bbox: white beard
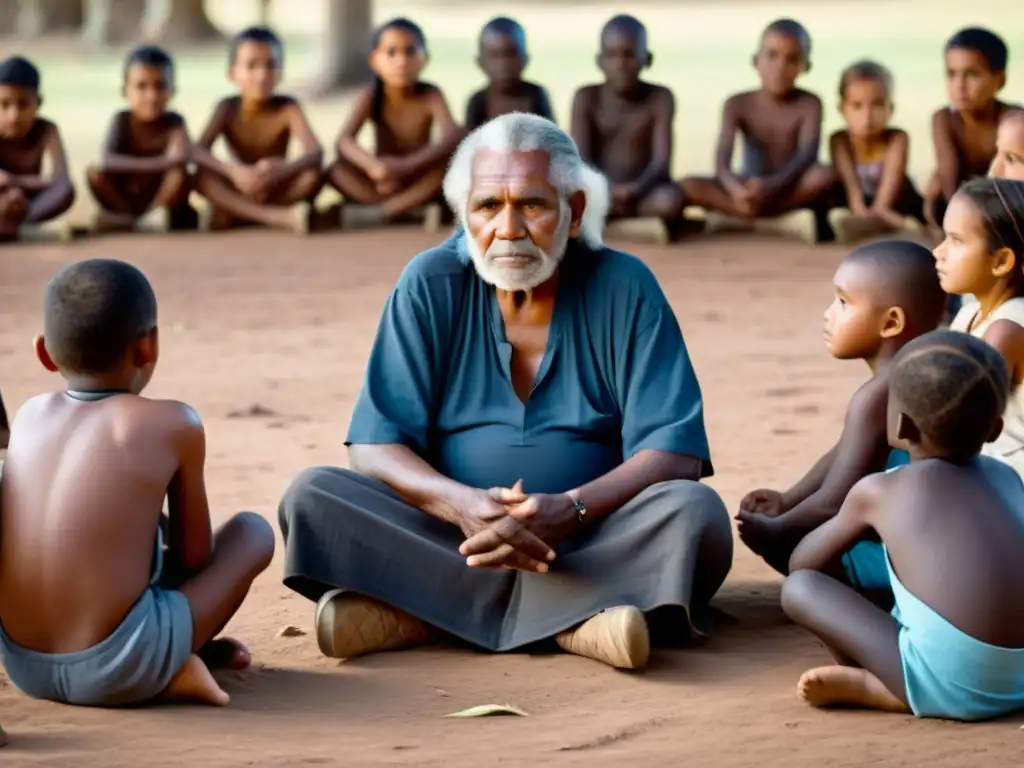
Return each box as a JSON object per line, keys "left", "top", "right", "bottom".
{"left": 465, "top": 202, "right": 572, "bottom": 291}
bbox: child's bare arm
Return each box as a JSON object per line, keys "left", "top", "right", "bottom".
{"left": 931, "top": 109, "right": 961, "bottom": 202}
{"left": 98, "top": 114, "right": 187, "bottom": 174}
{"left": 789, "top": 472, "right": 883, "bottom": 572}
{"left": 192, "top": 99, "right": 234, "bottom": 175}
{"left": 763, "top": 94, "right": 822, "bottom": 194}
{"left": 983, "top": 319, "right": 1024, "bottom": 388}
{"left": 264, "top": 101, "right": 323, "bottom": 184}
{"left": 569, "top": 88, "right": 595, "bottom": 165}
{"left": 872, "top": 130, "right": 910, "bottom": 213}
{"left": 714, "top": 96, "right": 744, "bottom": 195}
{"left": 629, "top": 88, "right": 675, "bottom": 199}
{"left": 336, "top": 87, "right": 382, "bottom": 175}
{"left": 774, "top": 380, "right": 889, "bottom": 537}
{"left": 399, "top": 88, "right": 462, "bottom": 176}
{"left": 783, "top": 444, "right": 840, "bottom": 508}
{"left": 165, "top": 405, "right": 214, "bottom": 576}
{"left": 6, "top": 123, "right": 73, "bottom": 192}
{"left": 829, "top": 131, "right": 866, "bottom": 212}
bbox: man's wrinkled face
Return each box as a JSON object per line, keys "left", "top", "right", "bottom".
{"left": 464, "top": 149, "right": 575, "bottom": 291}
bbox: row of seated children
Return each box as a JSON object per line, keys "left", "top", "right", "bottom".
{"left": 3, "top": 188, "right": 1024, "bottom": 723}
{"left": 2, "top": 17, "right": 1022, "bottom": 245}
{"left": 738, "top": 176, "right": 1024, "bottom": 720}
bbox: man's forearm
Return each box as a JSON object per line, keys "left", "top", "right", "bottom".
{"left": 347, "top": 443, "right": 471, "bottom": 525}
{"left": 569, "top": 449, "right": 702, "bottom": 522}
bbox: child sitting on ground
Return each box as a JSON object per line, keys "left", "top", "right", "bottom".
{"left": 327, "top": 17, "right": 461, "bottom": 230}
{"left": 465, "top": 16, "right": 554, "bottom": 132}
{"left": 193, "top": 26, "right": 323, "bottom": 233}
{"left": 990, "top": 109, "right": 1024, "bottom": 180}
{"left": 827, "top": 60, "right": 924, "bottom": 244}
{"left": 0, "top": 258, "right": 275, "bottom": 707}
{"left": 680, "top": 19, "right": 836, "bottom": 243}
{"left": 737, "top": 240, "right": 947, "bottom": 595}
{"left": 87, "top": 45, "right": 196, "bottom": 234}
{"left": 939, "top": 178, "right": 1024, "bottom": 479}
{"left": 783, "top": 330, "right": 1024, "bottom": 721}
{"left": 0, "top": 56, "right": 75, "bottom": 242}
{"left": 925, "top": 27, "right": 1015, "bottom": 232}
{"left": 570, "top": 14, "right": 684, "bottom": 243}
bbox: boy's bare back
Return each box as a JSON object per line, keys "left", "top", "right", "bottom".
{"left": 572, "top": 82, "right": 671, "bottom": 183}
{"left": 0, "top": 392, "right": 196, "bottom": 654}
{"left": 932, "top": 102, "right": 1015, "bottom": 183}
{"left": 728, "top": 88, "right": 821, "bottom": 175}
{"left": 854, "top": 457, "right": 1024, "bottom": 647}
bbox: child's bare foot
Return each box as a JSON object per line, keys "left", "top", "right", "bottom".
{"left": 166, "top": 654, "right": 230, "bottom": 706}
{"left": 797, "top": 666, "right": 909, "bottom": 713}
{"left": 199, "top": 637, "right": 252, "bottom": 671}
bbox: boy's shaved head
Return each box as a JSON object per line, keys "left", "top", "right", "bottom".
{"left": 762, "top": 18, "right": 811, "bottom": 57}
{"left": 844, "top": 240, "right": 947, "bottom": 334}
{"left": 891, "top": 330, "right": 1009, "bottom": 461}
{"left": 0, "top": 56, "right": 40, "bottom": 93}
{"left": 601, "top": 14, "right": 647, "bottom": 52}
{"left": 43, "top": 259, "right": 157, "bottom": 374}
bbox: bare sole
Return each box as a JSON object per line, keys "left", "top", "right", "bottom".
{"left": 797, "top": 666, "right": 910, "bottom": 713}
{"left": 165, "top": 654, "right": 230, "bottom": 707}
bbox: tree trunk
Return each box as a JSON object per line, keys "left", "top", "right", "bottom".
{"left": 80, "top": 0, "right": 145, "bottom": 46}
{"left": 0, "top": 0, "right": 18, "bottom": 34}
{"left": 144, "top": 0, "right": 221, "bottom": 43}
{"left": 308, "top": 0, "right": 373, "bottom": 99}
{"left": 16, "top": 0, "right": 86, "bottom": 36}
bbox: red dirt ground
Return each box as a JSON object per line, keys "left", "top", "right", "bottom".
{"left": 1, "top": 229, "right": 1021, "bottom": 767}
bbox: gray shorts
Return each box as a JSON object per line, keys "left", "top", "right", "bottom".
{"left": 0, "top": 585, "right": 193, "bottom": 707}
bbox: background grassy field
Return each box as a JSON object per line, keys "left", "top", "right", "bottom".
{"left": 2, "top": 0, "right": 1023, "bottom": 225}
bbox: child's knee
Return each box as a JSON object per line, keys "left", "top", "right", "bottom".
{"left": 293, "top": 168, "right": 323, "bottom": 200}
{"left": 86, "top": 166, "right": 107, "bottom": 189}
{"left": 780, "top": 569, "right": 821, "bottom": 622}
{"left": 227, "top": 511, "right": 276, "bottom": 568}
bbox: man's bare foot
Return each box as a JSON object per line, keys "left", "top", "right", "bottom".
{"left": 797, "top": 666, "right": 910, "bottom": 713}
{"left": 91, "top": 209, "right": 136, "bottom": 234}
{"left": 166, "top": 654, "right": 230, "bottom": 706}
{"left": 199, "top": 637, "right": 251, "bottom": 671}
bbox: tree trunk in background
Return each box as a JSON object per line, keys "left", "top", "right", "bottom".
{"left": 146, "top": 0, "right": 221, "bottom": 43}
{"left": 81, "top": 0, "right": 145, "bottom": 46}
{"left": 0, "top": 0, "right": 19, "bottom": 35}
{"left": 16, "top": 0, "right": 86, "bottom": 36}
{"left": 309, "top": 0, "right": 373, "bottom": 99}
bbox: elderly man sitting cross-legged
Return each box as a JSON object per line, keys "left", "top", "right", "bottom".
{"left": 277, "top": 113, "right": 733, "bottom": 671}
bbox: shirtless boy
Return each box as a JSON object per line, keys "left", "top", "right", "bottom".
{"left": 0, "top": 56, "right": 75, "bottom": 242}
{"left": 570, "top": 15, "right": 684, "bottom": 239}
{"left": 737, "top": 241, "right": 947, "bottom": 593}
{"left": 0, "top": 259, "right": 275, "bottom": 707}
{"left": 680, "top": 19, "right": 837, "bottom": 242}
{"left": 926, "top": 28, "right": 1015, "bottom": 230}
{"left": 783, "top": 331, "right": 1024, "bottom": 721}
{"left": 87, "top": 45, "right": 196, "bottom": 234}
{"left": 194, "top": 26, "right": 323, "bottom": 233}
{"left": 465, "top": 17, "right": 554, "bottom": 132}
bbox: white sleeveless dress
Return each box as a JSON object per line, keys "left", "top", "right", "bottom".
{"left": 951, "top": 298, "right": 1024, "bottom": 477}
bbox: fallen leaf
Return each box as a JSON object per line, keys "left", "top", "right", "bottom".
{"left": 444, "top": 703, "right": 527, "bottom": 718}
{"left": 277, "top": 625, "right": 306, "bottom": 637}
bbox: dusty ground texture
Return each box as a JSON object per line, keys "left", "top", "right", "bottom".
{"left": 2, "top": 228, "right": 1023, "bottom": 767}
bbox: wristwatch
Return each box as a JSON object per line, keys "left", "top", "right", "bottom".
{"left": 570, "top": 494, "right": 588, "bottom": 525}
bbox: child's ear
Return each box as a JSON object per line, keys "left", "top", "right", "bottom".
{"left": 895, "top": 412, "right": 920, "bottom": 444}
{"left": 880, "top": 306, "right": 906, "bottom": 338}
{"left": 988, "top": 415, "right": 1005, "bottom": 444}
{"left": 475, "top": 54, "right": 484, "bottom": 73}
{"left": 596, "top": 53, "right": 602, "bottom": 71}
{"left": 645, "top": 52, "right": 654, "bottom": 69}
{"left": 991, "top": 245, "right": 1016, "bottom": 278}
{"left": 804, "top": 59, "right": 812, "bottom": 74}
{"left": 995, "top": 71, "right": 1007, "bottom": 92}
{"left": 134, "top": 327, "right": 160, "bottom": 368}
{"left": 33, "top": 334, "right": 58, "bottom": 373}
{"left": 751, "top": 52, "right": 758, "bottom": 68}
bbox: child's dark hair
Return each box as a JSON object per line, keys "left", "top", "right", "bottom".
{"left": 124, "top": 45, "right": 174, "bottom": 83}
{"left": 480, "top": 16, "right": 528, "bottom": 57}
{"left": 946, "top": 27, "right": 1007, "bottom": 73}
{"left": 845, "top": 240, "right": 947, "bottom": 334}
{"left": 891, "top": 330, "right": 1009, "bottom": 462}
{"left": 762, "top": 18, "right": 811, "bottom": 58}
{"left": 839, "top": 59, "right": 893, "bottom": 101}
{"left": 955, "top": 178, "right": 1024, "bottom": 265}
{"left": 43, "top": 259, "right": 157, "bottom": 374}
{"left": 601, "top": 14, "right": 648, "bottom": 50}
{"left": 0, "top": 56, "right": 40, "bottom": 94}
{"left": 229, "top": 25, "right": 283, "bottom": 67}
{"left": 370, "top": 17, "right": 427, "bottom": 124}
